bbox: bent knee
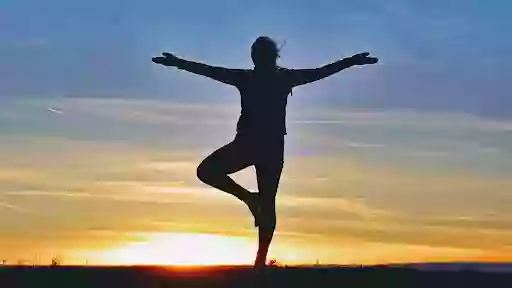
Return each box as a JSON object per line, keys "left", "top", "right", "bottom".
{"left": 196, "top": 160, "right": 218, "bottom": 183}
{"left": 196, "top": 162, "right": 209, "bottom": 183}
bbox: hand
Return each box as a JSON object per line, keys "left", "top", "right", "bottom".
{"left": 348, "top": 52, "right": 378, "bottom": 65}
{"left": 152, "top": 52, "right": 180, "bottom": 66}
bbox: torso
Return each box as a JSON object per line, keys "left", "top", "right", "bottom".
{"left": 235, "top": 68, "right": 292, "bottom": 139}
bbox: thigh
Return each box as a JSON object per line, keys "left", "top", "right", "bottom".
{"left": 254, "top": 140, "right": 285, "bottom": 201}
{"left": 200, "top": 137, "right": 253, "bottom": 175}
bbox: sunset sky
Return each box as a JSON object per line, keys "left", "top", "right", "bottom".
{"left": 1, "top": 0, "right": 511, "bottom": 265}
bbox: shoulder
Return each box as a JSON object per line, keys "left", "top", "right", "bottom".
{"left": 229, "top": 69, "right": 251, "bottom": 87}
{"left": 230, "top": 69, "right": 251, "bottom": 78}
{"left": 277, "top": 67, "right": 297, "bottom": 83}
{"left": 277, "top": 66, "right": 297, "bottom": 77}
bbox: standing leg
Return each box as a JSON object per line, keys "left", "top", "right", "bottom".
{"left": 253, "top": 141, "right": 284, "bottom": 268}
{"left": 196, "top": 137, "right": 260, "bottom": 223}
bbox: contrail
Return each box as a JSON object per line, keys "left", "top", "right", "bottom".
{"left": 47, "top": 107, "right": 64, "bottom": 114}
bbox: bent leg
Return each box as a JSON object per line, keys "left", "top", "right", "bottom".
{"left": 253, "top": 147, "right": 284, "bottom": 268}
{"left": 196, "top": 138, "right": 256, "bottom": 213}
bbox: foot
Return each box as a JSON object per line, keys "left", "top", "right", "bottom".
{"left": 254, "top": 253, "right": 267, "bottom": 269}
{"left": 254, "top": 260, "right": 266, "bottom": 269}
{"left": 246, "top": 193, "right": 261, "bottom": 227}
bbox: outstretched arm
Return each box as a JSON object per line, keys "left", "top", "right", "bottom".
{"left": 288, "top": 52, "right": 378, "bottom": 87}
{"left": 152, "top": 53, "right": 243, "bottom": 86}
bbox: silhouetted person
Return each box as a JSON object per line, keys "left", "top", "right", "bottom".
{"left": 152, "top": 36, "right": 378, "bottom": 268}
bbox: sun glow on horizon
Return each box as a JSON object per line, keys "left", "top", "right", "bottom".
{"left": 82, "top": 232, "right": 262, "bottom": 266}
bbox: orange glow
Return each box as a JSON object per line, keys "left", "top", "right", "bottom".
{"left": 69, "top": 232, "right": 506, "bottom": 266}
{"left": 84, "top": 232, "right": 258, "bottom": 266}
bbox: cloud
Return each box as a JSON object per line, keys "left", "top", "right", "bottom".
{"left": 345, "top": 142, "right": 385, "bottom": 149}
{"left": 0, "top": 98, "right": 511, "bottom": 264}
{"left": 279, "top": 195, "right": 394, "bottom": 219}
{"left": 279, "top": 214, "right": 512, "bottom": 251}
{"left": 0, "top": 168, "right": 48, "bottom": 183}
{"left": 137, "top": 161, "right": 197, "bottom": 172}
{"left": 288, "top": 107, "right": 512, "bottom": 132}
{"left": 4, "top": 191, "right": 93, "bottom": 198}
{"left": 3, "top": 184, "right": 222, "bottom": 205}
{"left": 43, "top": 97, "right": 508, "bottom": 133}
{"left": 419, "top": 215, "right": 512, "bottom": 232}
{"left": 0, "top": 201, "right": 24, "bottom": 212}
{"left": 406, "top": 150, "right": 449, "bottom": 158}
{"left": 44, "top": 98, "right": 239, "bottom": 126}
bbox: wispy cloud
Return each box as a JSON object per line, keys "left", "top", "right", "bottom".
{"left": 42, "top": 98, "right": 239, "bottom": 126}
{"left": 137, "top": 161, "right": 197, "bottom": 172}
{"left": 280, "top": 196, "right": 394, "bottom": 218}
{"left": 345, "top": 141, "right": 385, "bottom": 149}
{"left": 419, "top": 215, "right": 512, "bottom": 232}
{"left": 0, "top": 201, "right": 23, "bottom": 211}
{"left": 3, "top": 186, "right": 220, "bottom": 205}
{"left": 38, "top": 98, "right": 512, "bottom": 133}
{"left": 4, "top": 191, "right": 93, "bottom": 198}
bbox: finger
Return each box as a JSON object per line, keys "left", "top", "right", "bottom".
{"left": 162, "top": 52, "right": 172, "bottom": 57}
{"left": 152, "top": 57, "right": 164, "bottom": 63}
{"left": 361, "top": 52, "right": 370, "bottom": 57}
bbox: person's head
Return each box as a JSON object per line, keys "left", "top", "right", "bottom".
{"left": 251, "top": 36, "right": 279, "bottom": 68}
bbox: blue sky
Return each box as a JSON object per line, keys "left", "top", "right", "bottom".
{"left": 0, "top": 0, "right": 511, "bottom": 265}
{"left": 1, "top": 0, "right": 511, "bottom": 116}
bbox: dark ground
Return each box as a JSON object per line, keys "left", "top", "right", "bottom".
{"left": 1, "top": 265, "right": 511, "bottom": 288}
